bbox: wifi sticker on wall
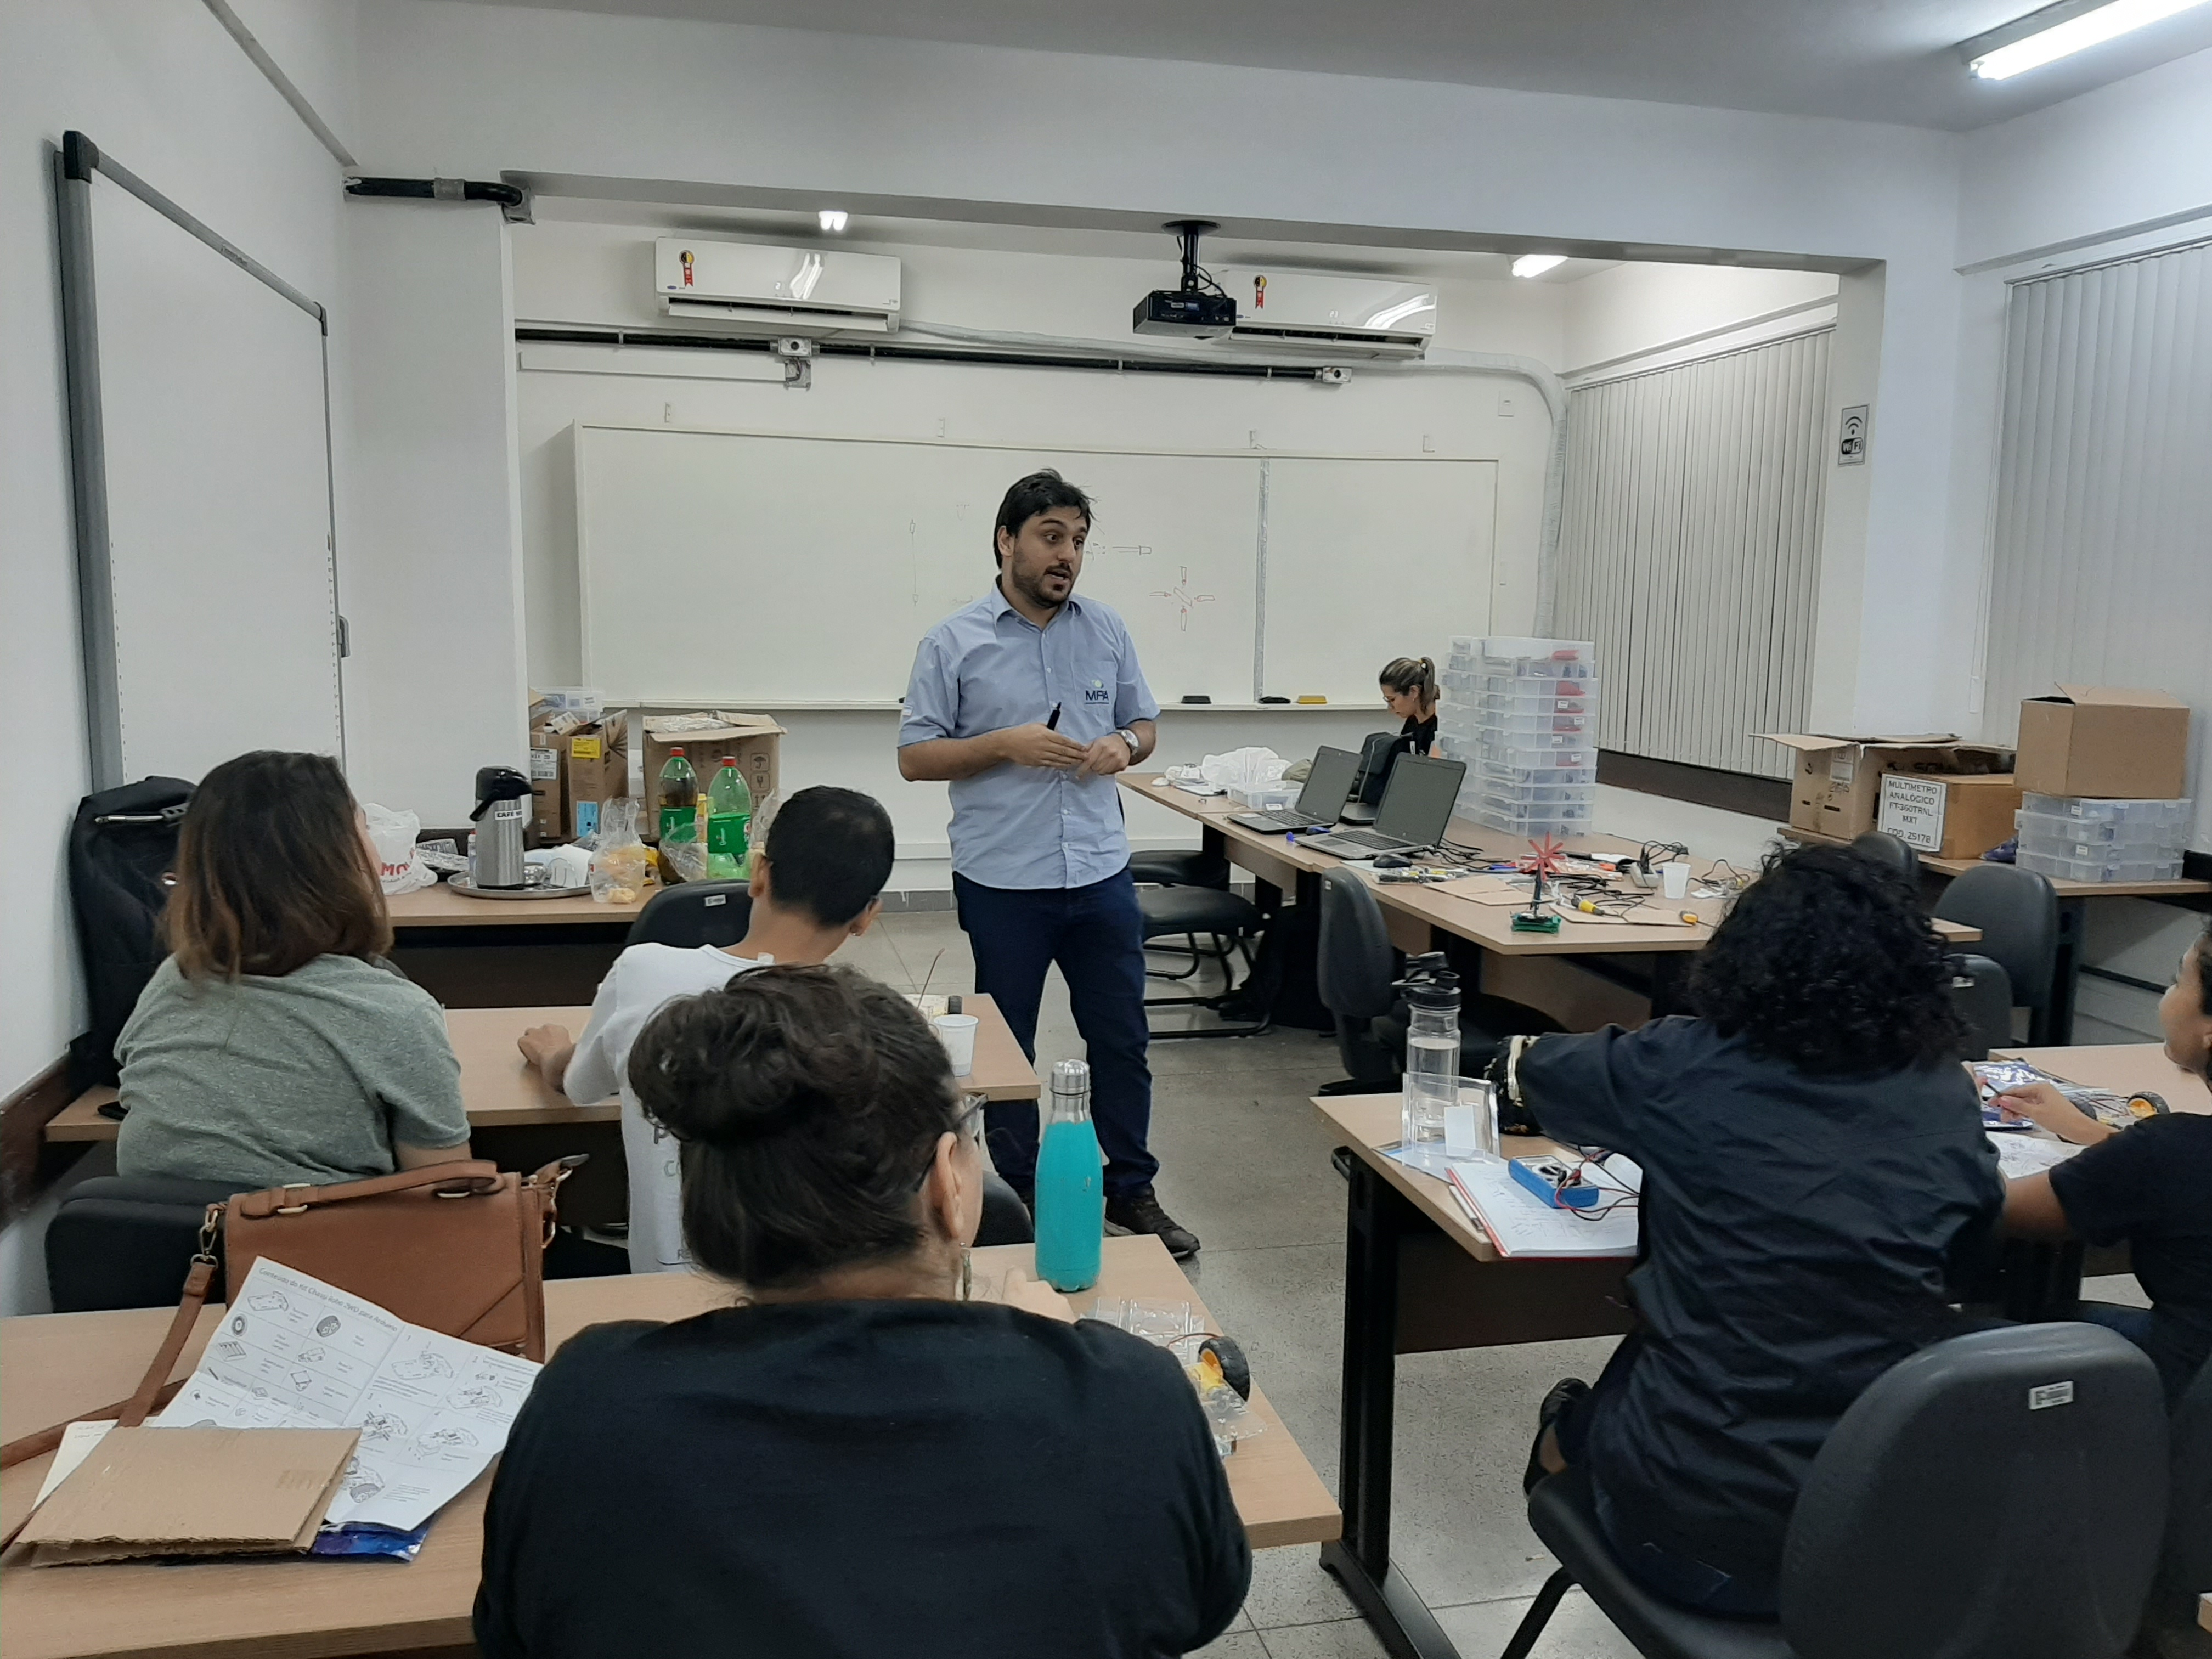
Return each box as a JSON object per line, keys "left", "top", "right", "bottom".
{"left": 1837, "top": 404, "right": 1869, "bottom": 466}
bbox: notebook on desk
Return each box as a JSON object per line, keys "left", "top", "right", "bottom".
{"left": 1297, "top": 755, "right": 1466, "bottom": 859}
{"left": 1228, "top": 746, "right": 1361, "bottom": 834}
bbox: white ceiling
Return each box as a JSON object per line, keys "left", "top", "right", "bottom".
{"left": 452, "top": 0, "right": 2212, "bottom": 131}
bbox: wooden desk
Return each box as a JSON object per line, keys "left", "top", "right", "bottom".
{"left": 1125, "top": 776, "right": 1979, "bottom": 1027}
{"left": 0, "top": 1235, "right": 1338, "bottom": 1659}
{"left": 383, "top": 882, "right": 647, "bottom": 1009}
{"left": 1313, "top": 1093, "right": 1634, "bottom": 1657}
{"left": 1994, "top": 1043, "right": 2209, "bottom": 1112}
{"left": 48, "top": 996, "right": 1041, "bottom": 1144}
{"left": 1781, "top": 824, "right": 2211, "bottom": 1045}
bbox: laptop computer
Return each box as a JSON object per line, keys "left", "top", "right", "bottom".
{"left": 1228, "top": 745, "right": 1362, "bottom": 834}
{"left": 1298, "top": 753, "right": 1466, "bottom": 859}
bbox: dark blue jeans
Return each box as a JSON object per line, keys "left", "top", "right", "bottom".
{"left": 952, "top": 867, "right": 1157, "bottom": 1198}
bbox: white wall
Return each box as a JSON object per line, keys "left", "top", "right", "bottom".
{"left": 344, "top": 199, "right": 530, "bottom": 824}
{"left": 353, "top": 1, "right": 1972, "bottom": 751}
{"left": 1561, "top": 263, "right": 1840, "bottom": 379}
{"left": 1, "top": 0, "right": 358, "bottom": 1313}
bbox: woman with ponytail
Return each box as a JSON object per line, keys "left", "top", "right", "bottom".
{"left": 1379, "top": 656, "right": 1439, "bottom": 754}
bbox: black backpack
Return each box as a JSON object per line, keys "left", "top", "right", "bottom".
{"left": 67, "top": 777, "right": 193, "bottom": 1091}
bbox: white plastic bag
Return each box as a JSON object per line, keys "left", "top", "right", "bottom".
{"left": 363, "top": 804, "right": 436, "bottom": 895}
{"left": 588, "top": 799, "right": 653, "bottom": 904}
{"left": 1195, "top": 747, "right": 1287, "bottom": 792}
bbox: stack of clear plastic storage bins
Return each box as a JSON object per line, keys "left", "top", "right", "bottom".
{"left": 2013, "top": 793, "right": 2191, "bottom": 883}
{"left": 1437, "top": 637, "right": 1598, "bottom": 840}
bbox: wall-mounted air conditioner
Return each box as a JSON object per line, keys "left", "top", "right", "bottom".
{"left": 653, "top": 238, "right": 901, "bottom": 335}
{"left": 1213, "top": 268, "right": 1437, "bottom": 358}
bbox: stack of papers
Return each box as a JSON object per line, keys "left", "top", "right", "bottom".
{"left": 1985, "top": 1131, "right": 2084, "bottom": 1178}
{"left": 143, "top": 1258, "right": 540, "bottom": 1533}
{"left": 1443, "top": 1156, "right": 1640, "bottom": 1258}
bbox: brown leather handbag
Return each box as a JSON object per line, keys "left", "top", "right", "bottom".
{"left": 0, "top": 1157, "right": 581, "bottom": 1474}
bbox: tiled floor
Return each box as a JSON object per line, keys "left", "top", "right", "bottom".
{"left": 865, "top": 907, "right": 1643, "bottom": 1659}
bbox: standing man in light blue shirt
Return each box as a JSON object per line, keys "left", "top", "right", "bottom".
{"left": 899, "top": 471, "right": 1197, "bottom": 1259}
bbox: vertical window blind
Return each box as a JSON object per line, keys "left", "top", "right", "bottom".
{"left": 1554, "top": 329, "right": 1830, "bottom": 780}
{"left": 1983, "top": 237, "right": 2212, "bottom": 851}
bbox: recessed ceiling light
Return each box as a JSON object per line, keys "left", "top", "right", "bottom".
{"left": 818, "top": 210, "right": 849, "bottom": 233}
{"left": 1962, "top": 0, "right": 2212, "bottom": 80}
{"left": 1511, "top": 255, "right": 1567, "bottom": 279}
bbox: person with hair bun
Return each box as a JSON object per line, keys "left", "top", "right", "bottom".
{"left": 476, "top": 964, "right": 1251, "bottom": 1659}
{"left": 1379, "top": 656, "right": 1438, "bottom": 755}
{"left": 1500, "top": 843, "right": 2002, "bottom": 1616}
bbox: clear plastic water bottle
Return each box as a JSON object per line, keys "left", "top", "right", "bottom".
{"left": 704, "top": 757, "right": 753, "bottom": 879}
{"left": 1397, "top": 953, "right": 1461, "bottom": 1161}
{"left": 1033, "top": 1059, "right": 1104, "bottom": 1293}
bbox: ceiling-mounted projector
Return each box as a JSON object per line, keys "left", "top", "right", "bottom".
{"left": 1133, "top": 219, "right": 1237, "bottom": 338}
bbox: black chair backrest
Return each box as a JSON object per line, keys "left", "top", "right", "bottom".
{"left": 1316, "top": 868, "right": 1396, "bottom": 1020}
{"left": 1933, "top": 863, "right": 2059, "bottom": 1015}
{"left": 624, "top": 882, "right": 754, "bottom": 949}
{"left": 2148, "top": 1357, "right": 2212, "bottom": 1656}
{"left": 48, "top": 1175, "right": 238, "bottom": 1312}
{"left": 1946, "top": 951, "right": 2015, "bottom": 1060}
{"left": 1781, "top": 1322, "right": 2169, "bottom": 1659}
{"left": 1350, "top": 731, "right": 1402, "bottom": 808}
{"left": 1851, "top": 829, "right": 1921, "bottom": 882}
{"left": 66, "top": 776, "right": 194, "bottom": 1090}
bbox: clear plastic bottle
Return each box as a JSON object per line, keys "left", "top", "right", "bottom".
{"left": 657, "top": 748, "right": 698, "bottom": 846}
{"left": 704, "top": 757, "right": 754, "bottom": 879}
{"left": 1397, "top": 953, "right": 1461, "bottom": 1158}
{"left": 1033, "top": 1058, "right": 1104, "bottom": 1293}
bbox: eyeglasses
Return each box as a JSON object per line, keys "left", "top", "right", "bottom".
{"left": 915, "top": 1094, "right": 988, "bottom": 1192}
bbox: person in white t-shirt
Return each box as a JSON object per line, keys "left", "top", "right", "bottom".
{"left": 518, "top": 786, "right": 896, "bottom": 1272}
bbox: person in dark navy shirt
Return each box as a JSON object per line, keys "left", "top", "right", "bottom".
{"left": 476, "top": 966, "right": 1249, "bottom": 1659}
{"left": 1999, "top": 912, "right": 2212, "bottom": 1405}
{"left": 1499, "top": 844, "right": 2002, "bottom": 1617}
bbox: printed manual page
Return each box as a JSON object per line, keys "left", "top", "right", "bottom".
{"left": 155, "top": 1257, "right": 539, "bottom": 1532}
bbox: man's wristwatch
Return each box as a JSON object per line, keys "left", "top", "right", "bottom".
{"left": 1115, "top": 727, "right": 1142, "bottom": 759}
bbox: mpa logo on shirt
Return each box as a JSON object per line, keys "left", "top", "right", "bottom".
{"left": 1085, "top": 678, "right": 1110, "bottom": 704}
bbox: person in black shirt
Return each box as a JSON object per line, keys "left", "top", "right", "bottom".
{"left": 1502, "top": 844, "right": 2002, "bottom": 1616}
{"left": 475, "top": 964, "right": 1250, "bottom": 1659}
{"left": 1379, "top": 656, "right": 1438, "bottom": 755}
{"left": 1997, "top": 912, "right": 2212, "bottom": 1405}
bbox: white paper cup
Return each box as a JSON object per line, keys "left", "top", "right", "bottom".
{"left": 1660, "top": 861, "right": 1691, "bottom": 900}
{"left": 933, "top": 1013, "right": 979, "bottom": 1077}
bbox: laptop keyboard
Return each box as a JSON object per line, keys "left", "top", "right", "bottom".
{"left": 1320, "top": 828, "right": 1406, "bottom": 852}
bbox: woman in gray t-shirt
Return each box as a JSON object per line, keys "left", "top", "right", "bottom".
{"left": 115, "top": 751, "right": 471, "bottom": 1190}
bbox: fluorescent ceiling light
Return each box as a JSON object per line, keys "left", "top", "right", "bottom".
{"left": 1511, "top": 255, "right": 1566, "bottom": 279}
{"left": 818, "top": 209, "right": 849, "bottom": 232}
{"left": 1965, "top": 0, "right": 2212, "bottom": 78}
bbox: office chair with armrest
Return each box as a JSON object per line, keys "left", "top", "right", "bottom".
{"left": 1933, "top": 863, "right": 2060, "bottom": 1045}
{"left": 1503, "top": 1322, "right": 2169, "bottom": 1659}
{"left": 1850, "top": 830, "right": 1921, "bottom": 882}
{"left": 1128, "top": 847, "right": 1232, "bottom": 889}
{"left": 2143, "top": 1357, "right": 2212, "bottom": 1659}
{"left": 47, "top": 1176, "right": 238, "bottom": 1312}
{"left": 1140, "top": 884, "right": 1266, "bottom": 1039}
{"left": 1945, "top": 952, "right": 2015, "bottom": 1060}
{"left": 624, "top": 881, "right": 754, "bottom": 950}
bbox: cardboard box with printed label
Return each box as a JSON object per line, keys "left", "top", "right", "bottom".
{"left": 1758, "top": 733, "right": 2015, "bottom": 843}
{"left": 2016, "top": 686, "right": 2190, "bottom": 800}
{"left": 527, "top": 721, "right": 567, "bottom": 844}
{"left": 1876, "top": 771, "right": 2024, "bottom": 860}
{"left": 564, "top": 710, "right": 630, "bottom": 840}
{"left": 641, "top": 713, "right": 787, "bottom": 840}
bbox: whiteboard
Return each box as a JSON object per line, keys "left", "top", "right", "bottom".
{"left": 575, "top": 424, "right": 1493, "bottom": 706}
{"left": 61, "top": 139, "right": 342, "bottom": 788}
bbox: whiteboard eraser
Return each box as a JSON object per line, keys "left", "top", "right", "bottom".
{"left": 1296, "top": 695, "right": 1328, "bottom": 704}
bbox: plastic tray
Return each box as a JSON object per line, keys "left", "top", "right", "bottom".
{"left": 2019, "top": 793, "right": 2191, "bottom": 828}
{"left": 1472, "top": 781, "right": 1601, "bottom": 808}
{"left": 1472, "top": 802, "right": 1595, "bottom": 836}
{"left": 2015, "top": 809, "right": 2187, "bottom": 849}
{"left": 2015, "top": 847, "right": 2185, "bottom": 884}
{"left": 1477, "top": 732, "right": 1598, "bottom": 761}
{"left": 1477, "top": 759, "right": 1596, "bottom": 786}
{"left": 1475, "top": 691, "right": 1600, "bottom": 718}
{"left": 1470, "top": 710, "right": 1595, "bottom": 738}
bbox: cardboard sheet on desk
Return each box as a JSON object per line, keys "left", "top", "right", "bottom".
{"left": 1433, "top": 874, "right": 1532, "bottom": 906}
{"left": 21, "top": 1426, "right": 357, "bottom": 1563}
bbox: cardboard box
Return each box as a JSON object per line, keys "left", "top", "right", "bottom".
{"left": 527, "top": 721, "right": 567, "bottom": 845}
{"left": 2016, "top": 685, "right": 2190, "bottom": 800}
{"left": 1877, "top": 771, "right": 2024, "bottom": 859}
{"left": 640, "top": 713, "right": 787, "bottom": 839}
{"left": 1759, "top": 732, "right": 2015, "bottom": 842}
{"left": 564, "top": 710, "right": 631, "bottom": 840}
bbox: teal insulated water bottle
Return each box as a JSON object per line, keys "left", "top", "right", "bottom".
{"left": 1032, "top": 1058, "right": 1104, "bottom": 1293}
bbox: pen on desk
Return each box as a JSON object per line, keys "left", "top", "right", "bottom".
{"left": 1046, "top": 703, "right": 1063, "bottom": 731}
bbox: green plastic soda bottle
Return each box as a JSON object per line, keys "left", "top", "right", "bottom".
{"left": 705, "top": 757, "right": 754, "bottom": 879}
{"left": 657, "top": 748, "right": 699, "bottom": 847}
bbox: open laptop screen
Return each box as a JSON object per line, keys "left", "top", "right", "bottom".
{"left": 1296, "top": 747, "right": 1361, "bottom": 820}
{"left": 1372, "top": 753, "right": 1466, "bottom": 846}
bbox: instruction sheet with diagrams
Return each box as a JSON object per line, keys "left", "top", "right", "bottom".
{"left": 151, "top": 1257, "right": 540, "bottom": 1531}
